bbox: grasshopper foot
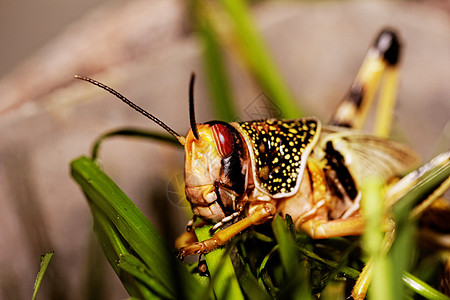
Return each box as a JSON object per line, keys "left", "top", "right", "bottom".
{"left": 177, "top": 238, "right": 219, "bottom": 259}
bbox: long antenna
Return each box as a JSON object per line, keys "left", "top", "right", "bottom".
{"left": 75, "top": 75, "right": 186, "bottom": 145}
{"left": 189, "top": 73, "right": 200, "bottom": 140}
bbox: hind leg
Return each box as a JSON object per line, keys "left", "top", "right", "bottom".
{"left": 329, "top": 29, "right": 401, "bottom": 138}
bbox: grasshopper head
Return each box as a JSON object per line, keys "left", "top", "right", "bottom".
{"left": 74, "top": 74, "right": 250, "bottom": 223}
{"left": 184, "top": 121, "right": 249, "bottom": 223}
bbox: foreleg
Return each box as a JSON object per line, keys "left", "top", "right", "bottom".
{"left": 178, "top": 202, "right": 276, "bottom": 258}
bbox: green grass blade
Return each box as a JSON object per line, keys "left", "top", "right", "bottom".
{"left": 402, "top": 272, "right": 450, "bottom": 300}
{"left": 90, "top": 128, "right": 181, "bottom": 160}
{"left": 295, "top": 245, "right": 360, "bottom": 281}
{"left": 195, "top": 225, "right": 245, "bottom": 300}
{"left": 272, "top": 216, "right": 298, "bottom": 279}
{"left": 71, "top": 156, "right": 202, "bottom": 299}
{"left": 235, "top": 263, "right": 271, "bottom": 300}
{"left": 32, "top": 251, "right": 54, "bottom": 300}
{"left": 361, "top": 177, "right": 394, "bottom": 300}
{"left": 118, "top": 254, "right": 175, "bottom": 299}
{"left": 90, "top": 204, "right": 156, "bottom": 298}
{"left": 389, "top": 151, "right": 450, "bottom": 298}
{"left": 195, "top": 10, "right": 237, "bottom": 122}
{"left": 272, "top": 215, "right": 310, "bottom": 299}
{"left": 219, "top": 0, "right": 303, "bottom": 118}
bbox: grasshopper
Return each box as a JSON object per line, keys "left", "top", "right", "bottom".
{"left": 75, "top": 28, "right": 448, "bottom": 299}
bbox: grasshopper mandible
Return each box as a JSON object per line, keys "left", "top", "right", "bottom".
{"left": 76, "top": 28, "right": 423, "bottom": 299}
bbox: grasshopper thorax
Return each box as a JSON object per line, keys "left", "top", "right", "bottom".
{"left": 184, "top": 121, "right": 250, "bottom": 223}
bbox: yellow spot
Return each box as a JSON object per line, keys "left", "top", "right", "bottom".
{"left": 285, "top": 154, "right": 290, "bottom": 159}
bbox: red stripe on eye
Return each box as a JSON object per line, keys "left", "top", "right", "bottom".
{"left": 211, "top": 124, "right": 234, "bottom": 157}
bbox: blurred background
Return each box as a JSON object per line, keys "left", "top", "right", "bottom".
{"left": 0, "top": 0, "right": 449, "bottom": 299}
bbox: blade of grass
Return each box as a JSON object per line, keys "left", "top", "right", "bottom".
{"left": 234, "top": 261, "right": 271, "bottom": 300}
{"left": 90, "top": 204, "right": 156, "bottom": 298}
{"left": 272, "top": 216, "right": 299, "bottom": 279}
{"left": 389, "top": 151, "right": 450, "bottom": 299}
{"left": 32, "top": 251, "right": 54, "bottom": 300}
{"left": 295, "top": 245, "right": 360, "bottom": 281}
{"left": 90, "top": 128, "right": 181, "bottom": 160}
{"left": 296, "top": 235, "right": 447, "bottom": 300}
{"left": 272, "top": 215, "right": 310, "bottom": 299}
{"left": 194, "top": 6, "right": 237, "bottom": 122}
{"left": 226, "top": 232, "right": 272, "bottom": 300}
{"left": 195, "top": 225, "right": 245, "bottom": 300}
{"left": 71, "top": 156, "right": 202, "bottom": 299}
{"left": 402, "top": 272, "right": 450, "bottom": 300}
{"left": 118, "top": 254, "right": 175, "bottom": 299}
{"left": 217, "top": 0, "right": 303, "bottom": 118}
{"left": 295, "top": 237, "right": 447, "bottom": 300}
{"left": 360, "top": 177, "right": 394, "bottom": 300}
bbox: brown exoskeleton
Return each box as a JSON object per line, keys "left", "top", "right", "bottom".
{"left": 75, "top": 28, "right": 447, "bottom": 299}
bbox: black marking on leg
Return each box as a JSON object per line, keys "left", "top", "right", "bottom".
{"left": 348, "top": 84, "right": 365, "bottom": 109}
{"left": 375, "top": 28, "right": 401, "bottom": 66}
{"left": 329, "top": 84, "right": 364, "bottom": 127}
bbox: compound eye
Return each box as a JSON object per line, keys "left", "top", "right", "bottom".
{"left": 211, "top": 124, "right": 234, "bottom": 157}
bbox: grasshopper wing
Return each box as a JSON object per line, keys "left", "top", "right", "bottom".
{"left": 316, "top": 127, "right": 420, "bottom": 183}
